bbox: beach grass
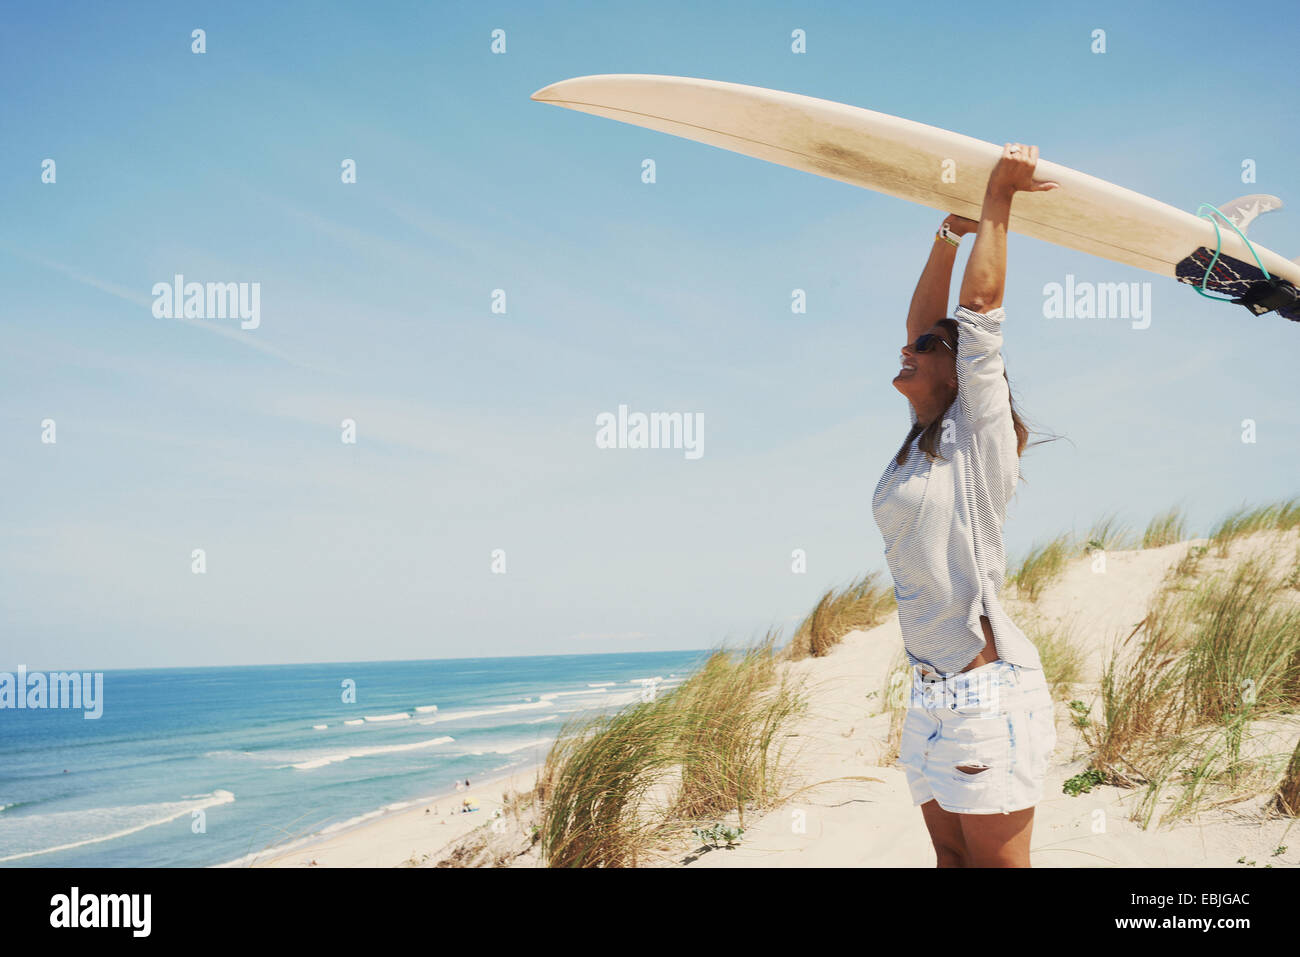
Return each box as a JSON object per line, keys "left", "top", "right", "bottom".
{"left": 535, "top": 694, "right": 687, "bottom": 867}
{"left": 667, "top": 632, "right": 807, "bottom": 827}
{"left": 1085, "top": 532, "right": 1300, "bottom": 827}
{"left": 1142, "top": 505, "right": 1189, "bottom": 549}
{"left": 866, "top": 648, "right": 913, "bottom": 767}
{"left": 1286, "top": 541, "right": 1300, "bottom": 591}
{"left": 1208, "top": 496, "right": 1300, "bottom": 558}
{"left": 535, "top": 632, "right": 808, "bottom": 867}
{"left": 1029, "top": 618, "right": 1086, "bottom": 701}
{"left": 1170, "top": 542, "right": 1210, "bottom": 581}
{"left": 1083, "top": 511, "right": 1139, "bottom": 554}
{"left": 1007, "top": 532, "right": 1073, "bottom": 601}
{"left": 783, "top": 572, "right": 895, "bottom": 660}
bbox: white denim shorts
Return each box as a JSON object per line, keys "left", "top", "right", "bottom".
{"left": 899, "top": 658, "right": 1056, "bottom": 815}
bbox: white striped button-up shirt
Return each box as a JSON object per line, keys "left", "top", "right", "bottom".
{"left": 871, "top": 305, "right": 1044, "bottom": 674}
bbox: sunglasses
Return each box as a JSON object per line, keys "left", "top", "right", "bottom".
{"left": 908, "top": 333, "right": 955, "bottom": 354}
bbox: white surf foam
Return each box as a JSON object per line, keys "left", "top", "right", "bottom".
{"left": 0, "top": 790, "right": 235, "bottom": 864}
{"left": 416, "top": 700, "right": 550, "bottom": 724}
{"left": 289, "top": 736, "right": 455, "bottom": 770}
{"left": 538, "top": 688, "right": 617, "bottom": 700}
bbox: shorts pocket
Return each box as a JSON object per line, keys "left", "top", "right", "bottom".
{"left": 943, "top": 711, "right": 1011, "bottom": 787}
{"left": 899, "top": 705, "right": 938, "bottom": 767}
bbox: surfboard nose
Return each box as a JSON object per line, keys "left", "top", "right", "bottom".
{"left": 530, "top": 82, "right": 565, "bottom": 102}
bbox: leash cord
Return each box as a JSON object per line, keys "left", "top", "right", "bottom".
{"left": 1192, "top": 203, "right": 1272, "bottom": 301}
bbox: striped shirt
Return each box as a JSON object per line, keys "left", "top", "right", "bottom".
{"left": 871, "top": 305, "right": 1043, "bottom": 674}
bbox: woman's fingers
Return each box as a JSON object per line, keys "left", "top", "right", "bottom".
{"left": 1024, "top": 146, "right": 1059, "bottom": 191}
{"left": 989, "top": 143, "right": 1058, "bottom": 195}
{"left": 1007, "top": 144, "right": 1058, "bottom": 191}
{"left": 943, "top": 212, "right": 979, "bottom": 236}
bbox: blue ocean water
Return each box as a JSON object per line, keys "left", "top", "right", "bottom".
{"left": 0, "top": 650, "right": 709, "bottom": 867}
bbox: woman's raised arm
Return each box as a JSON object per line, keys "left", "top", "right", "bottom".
{"left": 959, "top": 143, "right": 1058, "bottom": 313}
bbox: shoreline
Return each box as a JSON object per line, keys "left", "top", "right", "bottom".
{"left": 235, "top": 758, "right": 545, "bottom": 868}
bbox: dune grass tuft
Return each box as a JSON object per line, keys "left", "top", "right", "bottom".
{"left": 1085, "top": 547, "right": 1300, "bottom": 827}
{"left": 1142, "top": 505, "right": 1189, "bottom": 549}
{"left": 783, "top": 572, "right": 895, "bottom": 660}
{"left": 1029, "top": 620, "right": 1086, "bottom": 701}
{"left": 1208, "top": 496, "right": 1300, "bottom": 558}
{"left": 535, "top": 695, "right": 685, "bottom": 867}
{"left": 667, "top": 633, "right": 807, "bottom": 828}
{"left": 537, "top": 632, "right": 808, "bottom": 867}
{"left": 1170, "top": 543, "right": 1210, "bottom": 582}
{"left": 1007, "top": 532, "right": 1073, "bottom": 602}
{"left": 1084, "top": 511, "right": 1139, "bottom": 554}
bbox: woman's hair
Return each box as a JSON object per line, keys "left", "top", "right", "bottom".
{"left": 892, "top": 317, "right": 1047, "bottom": 476}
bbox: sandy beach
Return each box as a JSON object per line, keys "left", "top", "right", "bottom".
{"left": 253, "top": 528, "right": 1300, "bottom": 868}
{"left": 252, "top": 761, "right": 544, "bottom": 867}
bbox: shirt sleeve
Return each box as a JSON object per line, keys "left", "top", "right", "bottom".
{"left": 952, "top": 305, "right": 1013, "bottom": 433}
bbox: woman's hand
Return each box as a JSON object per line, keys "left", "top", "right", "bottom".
{"left": 986, "top": 143, "right": 1059, "bottom": 198}
{"left": 943, "top": 213, "right": 979, "bottom": 237}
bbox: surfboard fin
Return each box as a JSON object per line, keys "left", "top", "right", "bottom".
{"left": 1230, "top": 275, "right": 1300, "bottom": 318}
{"left": 1214, "top": 194, "right": 1284, "bottom": 235}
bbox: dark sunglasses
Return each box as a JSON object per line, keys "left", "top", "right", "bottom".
{"left": 908, "top": 333, "right": 955, "bottom": 354}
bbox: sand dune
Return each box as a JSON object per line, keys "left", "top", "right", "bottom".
{"left": 261, "top": 528, "right": 1300, "bottom": 868}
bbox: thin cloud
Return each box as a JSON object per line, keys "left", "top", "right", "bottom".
{"left": 0, "top": 242, "right": 317, "bottom": 369}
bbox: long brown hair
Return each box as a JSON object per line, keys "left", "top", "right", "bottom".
{"left": 892, "top": 317, "right": 1049, "bottom": 476}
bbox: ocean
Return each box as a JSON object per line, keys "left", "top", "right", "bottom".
{"left": 0, "top": 650, "right": 711, "bottom": 867}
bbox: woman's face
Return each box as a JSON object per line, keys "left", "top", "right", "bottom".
{"left": 893, "top": 323, "right": 957, "bottom": 406}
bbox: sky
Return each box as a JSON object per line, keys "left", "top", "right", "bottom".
{"left": 2, "top": 0, "right": 1298, "bottom": 669}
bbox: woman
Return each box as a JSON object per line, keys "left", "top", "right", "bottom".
{"left": 871, "top": 143, "right": 1058, "bottom": 867}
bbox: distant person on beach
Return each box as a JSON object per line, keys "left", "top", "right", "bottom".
{"left": 872, "top": 143, "right": 1060, "bottom": 868}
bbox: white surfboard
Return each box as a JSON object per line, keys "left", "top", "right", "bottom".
{"left": 532, "top": 74, "right": 1300, "bottom": 321}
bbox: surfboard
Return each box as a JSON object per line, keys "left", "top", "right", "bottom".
{"left": 532, "top": 74, "right": 1300, "bottom": 322}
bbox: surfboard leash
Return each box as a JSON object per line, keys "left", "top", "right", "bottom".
{"left": 1192, "top": 203, "right": 1300, "bottom": 319}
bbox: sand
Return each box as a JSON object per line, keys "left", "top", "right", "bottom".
{"left": 254, "top": 763, "right": 543, "bottom": 868}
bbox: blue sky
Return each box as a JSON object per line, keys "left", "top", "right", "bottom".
{"left": 2, "top": 0, "right": 1298, "bottom": 668}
